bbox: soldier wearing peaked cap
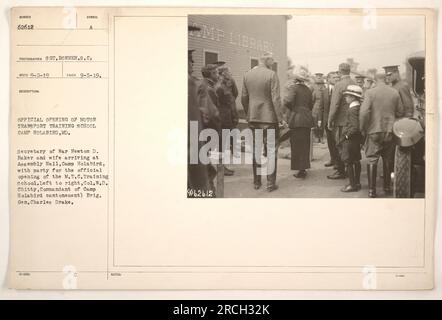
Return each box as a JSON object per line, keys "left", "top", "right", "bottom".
{"left": 354, "top": 75, "right": 366, "bottom": 88}
{"left": 383, "top": 65, "right": 415, "bottom": 117}
{"left": 383, "top": 65, "right": 398, "bottom": 85}
{"left": 311, "top": 72, "right": 326, "bottom": 143}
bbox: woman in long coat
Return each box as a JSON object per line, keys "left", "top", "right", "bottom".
{"left": 283, "top": 69, "right": 314, "bottom": 178}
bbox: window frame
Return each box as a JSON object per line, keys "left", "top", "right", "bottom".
{"left": 203, "top": 49, "right": 220, "bottom": 66}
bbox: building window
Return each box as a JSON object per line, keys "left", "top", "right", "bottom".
{"left": 204, "top": 51, "right": 218, "bottom": 65}
{"left": 251, "top": 58, "right": 259, "bottom": 69}
{"left": 272, "top": 62, "right": 278, "bottom": 73}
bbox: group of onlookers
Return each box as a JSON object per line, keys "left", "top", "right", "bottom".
{"left": 188, "top": 29, "right": 415, "bottom": 198}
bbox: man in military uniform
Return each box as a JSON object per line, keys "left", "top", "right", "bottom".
{"left": 311, "top": 73, "right": 326, "bottom": 143}
{"left": 199, "top": 63, "right": 225, "bottom": 191}
{"left": 201, "top": 63, "right": 221, "bottom": 128}
{"left": 355, "top": 75, "right": 366, "bottom": 88}
{"left": 384, "top": 65, "right": 415, "bottom": 117}
{"left": 191, "top": 62, "right": 221, "bottom": 134}
{"left": 241, "top": 52, "right": 284, "bottom": 192}
{"left": 359, "top": 73, "right": 405, "bottom": 198}
{"left": 327, "top": 63, "right": 356, "bottom": 179}
{"left": 216, "top": 63, "right": 239, "bottom": 176}
{"left": 187, "top": 38, "right": 210, "bottom": 195}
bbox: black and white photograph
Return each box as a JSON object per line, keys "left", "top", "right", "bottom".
{"left": 3, "top": 4, "right": 438, "bottom": 294}
{"left": 188, "top": 14, "right": 426, "bottom": 199}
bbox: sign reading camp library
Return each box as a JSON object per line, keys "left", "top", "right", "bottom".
{"left": 189, "top": 22, "right": 275, "bottom": 53}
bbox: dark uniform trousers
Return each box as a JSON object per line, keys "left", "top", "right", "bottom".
{"left": 326, "top": 127, "right": 339, "bottom": 164}
{"left": 333, "top": 126, "right": 346, "bottom": 172}
{"left": 365, "top": 132, "right": 395, "bottom": 168}
{"left": 250, "top": 123, "right": 279, "bottom": 186}
{"left": 188, "top": 75, "right": 210, "bottom": 195}
{"left": 323, "top": 85, "right": 338, "bottom": 165}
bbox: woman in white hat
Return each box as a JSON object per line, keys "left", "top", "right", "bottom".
{"left": 339, "top": 85, "right": 364, "bottom": 192}
{"left": 283, "top": 67, "right": 314, "bottom": 179}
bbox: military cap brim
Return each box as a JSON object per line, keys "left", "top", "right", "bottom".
{"left": 201, "top": 64, "right": 218, "bottom": 72}
{"left": 383, "top": 65, "right": 400, "bottom": 75}
{"left": 188, "top": 25, "right": 201, "bottom": 32}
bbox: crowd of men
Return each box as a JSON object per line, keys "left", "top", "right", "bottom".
{"left": 306, "top": 62, "right": 414, "bottom": 197}
{"left": 188, "top": 26, "right": 416, "bottom": 198}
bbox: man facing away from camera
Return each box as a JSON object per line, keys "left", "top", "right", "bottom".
{"left": 327, "top": 62, "right": 355, "bottom": 180}
{"left": 323, "top": 71, "right": 340, "bottom": 169}
{"left": 241, "top": 52, "right": 286, "bottom": 192}
{"left": 359, "top": 73, "right": 404, "bottom": 198}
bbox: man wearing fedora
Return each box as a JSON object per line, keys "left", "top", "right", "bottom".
{"left": 327, "top": 62, "right": 356, "bottom": 180}
{"left": 241, "top": 52, "right": 284, "bottom": 192}
{"left": 384, "top": 65, "right": 415, "bottom": 118}
{"left": 360, "top": 73, "right": 404, "bottom": 198}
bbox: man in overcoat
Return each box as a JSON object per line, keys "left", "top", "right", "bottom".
{"left": 187, "top": 45, "right": 210, "bottom": 195}
{"left": 327, "top": 63, "right": 355, "bottom": 179}
{"left": 241, "top": 52, "right": 284, "bottom": 192}
{"left": 360, "top": 73, "right": 405, "bottom": 198}
{"left": 323, "top": 72, "right": 338, "bottom": 168}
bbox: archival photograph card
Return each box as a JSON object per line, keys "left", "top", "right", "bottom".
{"left": 7, "top": 7, "right": 436, "bottom": 290}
